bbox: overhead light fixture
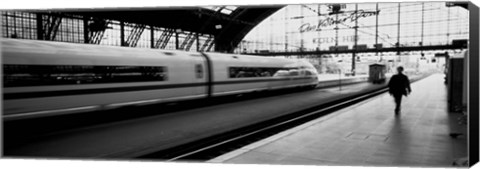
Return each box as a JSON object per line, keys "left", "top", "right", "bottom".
{"left": 328, "top": 4, "right": 346, "bottom": 15}
{"left": 215, "top": 24, "right": 222, "bottom": 29}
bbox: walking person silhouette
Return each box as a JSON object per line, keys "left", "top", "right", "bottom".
{"left": 388, "top": 66, "right": 412, "bottom": 115}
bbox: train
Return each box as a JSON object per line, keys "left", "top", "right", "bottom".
{"left": 2, "top": 39, "right": 319, "bottom": 121}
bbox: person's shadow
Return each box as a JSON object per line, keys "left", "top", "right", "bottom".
{"left": 387, "top": 116, "right": 417, "bottom": 166}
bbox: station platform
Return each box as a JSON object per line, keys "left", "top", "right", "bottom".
{"left": 208, "top": 74, "right": 468, "bottom": 167}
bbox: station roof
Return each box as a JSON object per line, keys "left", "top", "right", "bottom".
{"left": 44, "top": 5, "right": 284, "bottom": 52}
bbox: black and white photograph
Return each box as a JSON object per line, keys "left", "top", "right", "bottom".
{"left": 1, "top": 0, "right": 479, "bottom": 168}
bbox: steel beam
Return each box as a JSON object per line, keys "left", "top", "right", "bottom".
{"left": 42, "top": 14, "right": 62, "bottom": 41}
{"left": 125, "top": 24, "right": 146, "bottom": 47}
{"left": 245, "top": 45, "right": 467, "bottom": 57}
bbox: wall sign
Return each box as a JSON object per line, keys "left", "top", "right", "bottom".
{"left": 312, "top": 36, "right": 359, "bottom": 43}
{"left": 299, "top": 10, "right": 380, "bottom": 33}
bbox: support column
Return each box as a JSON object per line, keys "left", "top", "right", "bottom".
{"left": 36, "top": 13, "right": 44, "bottom": 40}
{"left": 396, "top": 3, "right": 401, "bottom": 56}
{"left": 375, "top": 3, "right": 379, "bottom": 56}
{"left": 421, "top": 2, "right": 424, "bottom": 54}
{"left": 300, "top": 6, "right": 304, "bottom": 53}
{"left": 12, "top": 12, "right": 17, "bottom": 38}
{"left": 284, "top": 7, "right": 289, "bottom": 52}
{"left": 335, "top": 11, "right": 340, "bottom": 75}
{"left": 83, "top": 16, "right": 89, "bottom": 43}
{"left": 120, "top": 21, "right": 125, "bottom": 46}
{"left": 196, "top": 32, "right": 200, "bottom": 51}
{"left": 352, "top": 3, "right": 359, "bottom": 76}
{"left": 150, "top": 25, "right": 154, "bottom": 48}
{"left": 5, "top": 12, "right": 9, "bottom": 37}
{"left": 447, "top": 7, "right": 451, "bottom": 44}
{"left": 175, "top": 30, "right": 179, "bottom": 50}
{"left": 317, "top": 4, "right": 322, "bottom": 74}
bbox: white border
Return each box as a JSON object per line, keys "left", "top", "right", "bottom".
{"left": 1, "top": 0, "right": 444, "bottom": 10}
{"left": 1, "top": 1, "right": 476, "bottom": 169}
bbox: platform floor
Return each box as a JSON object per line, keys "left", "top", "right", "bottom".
{"left": 208, "top": 74, "right": 468, "bottom": 167}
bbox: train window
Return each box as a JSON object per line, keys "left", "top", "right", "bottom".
{"left": 3, "top": 64, "right": 168, "bottom": 87}
{"left": 305, "top": 70, "right": 314, "bottom": 76}
{"left": 228, "top": 67, "right": 298, "bottom": 78}
{"left": 289, "top": 70, "right": 300, "bottom": 76}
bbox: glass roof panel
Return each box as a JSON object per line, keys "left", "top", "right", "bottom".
{"left": 202, "top": 6, "right": 238, "bottom": 15}
{"left": 224, "top": 6, "right": 238, "bottom": 11}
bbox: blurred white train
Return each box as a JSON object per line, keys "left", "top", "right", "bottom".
{"left": 2, "top": 39, "right": 319, "bottom": 121}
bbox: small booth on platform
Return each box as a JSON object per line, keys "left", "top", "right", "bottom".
{"left": 368, "top": 63, "right": 386, "bottom": 84}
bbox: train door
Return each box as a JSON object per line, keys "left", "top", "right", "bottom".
{"left": 191, "top": 54, "right": 211, "bottom": 98}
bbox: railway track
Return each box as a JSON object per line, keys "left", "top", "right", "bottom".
{"left": 138, "top": 74, "right": 428, "bottom": 162}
